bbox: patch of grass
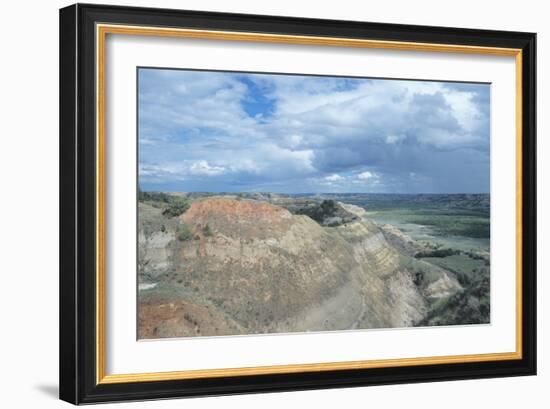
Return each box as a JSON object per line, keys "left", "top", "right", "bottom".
{"left": 404, "top": 214, "right": 490, "bottom": 238}
{"left": 356, "top": 196, "right": 490, "bottom": 240}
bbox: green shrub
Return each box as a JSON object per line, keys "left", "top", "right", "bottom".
{"left": 420, "top": 267, "right": 490, "bottom": 326}
{"left": 203, "top": 224, "right": 213, "bottom": 237}
{"left": 295, "top": 199, "right": 338, "bottom": 223}
{"left": 162, "top": 198, "right": 190, "bottom": 218}
{"left": 413, "top": 271, "right": 424, "bottom": 286}
{"left": 139, "top": 190, "right": 175, "bottom": 204}
{"left": 177, "top": 224, "right": 193, "bottom": 241}
{"left": 139, "top": 189, "right": 190, "bottom": 217}
{"left": 414, "top": 248, "right": 460, "bottom": 258}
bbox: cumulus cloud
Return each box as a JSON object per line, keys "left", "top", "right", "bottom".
{"left": 189, "top": 160, "right": 226, "bottom": 176}
{"left": 325, "top": 174, "right": 345, "bottom": 182}
{"left": 357, "top": 171, "right": 376, "bottom": 180}
{"left": 139, "top": 68, "right": 490, "bottom": 193}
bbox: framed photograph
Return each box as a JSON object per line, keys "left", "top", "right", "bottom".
{"left": 59, "top": 3, "right": 536, "bottom": 404}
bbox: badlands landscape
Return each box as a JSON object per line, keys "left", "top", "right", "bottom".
{"left": 137, "top": 192, "right": 490, "bottom": 339}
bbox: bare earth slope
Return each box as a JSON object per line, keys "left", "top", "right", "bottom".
{"left": 138, "top": 197, "right": 460, "bottom": 338}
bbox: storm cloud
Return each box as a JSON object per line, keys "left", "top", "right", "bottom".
{"left": 138, "top": 68, "right": 490, "bottom": 193}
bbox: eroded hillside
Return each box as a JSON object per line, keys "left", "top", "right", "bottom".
{"left": 138, "top": 195, "right": 469, "bottom": 339}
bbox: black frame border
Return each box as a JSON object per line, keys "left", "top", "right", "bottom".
{"left": 60, "top": 3, "right": 536, "bottom": 404}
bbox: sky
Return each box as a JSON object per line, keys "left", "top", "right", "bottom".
{"left": 138, "top": 68, "right": 490, "bottom": 193}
